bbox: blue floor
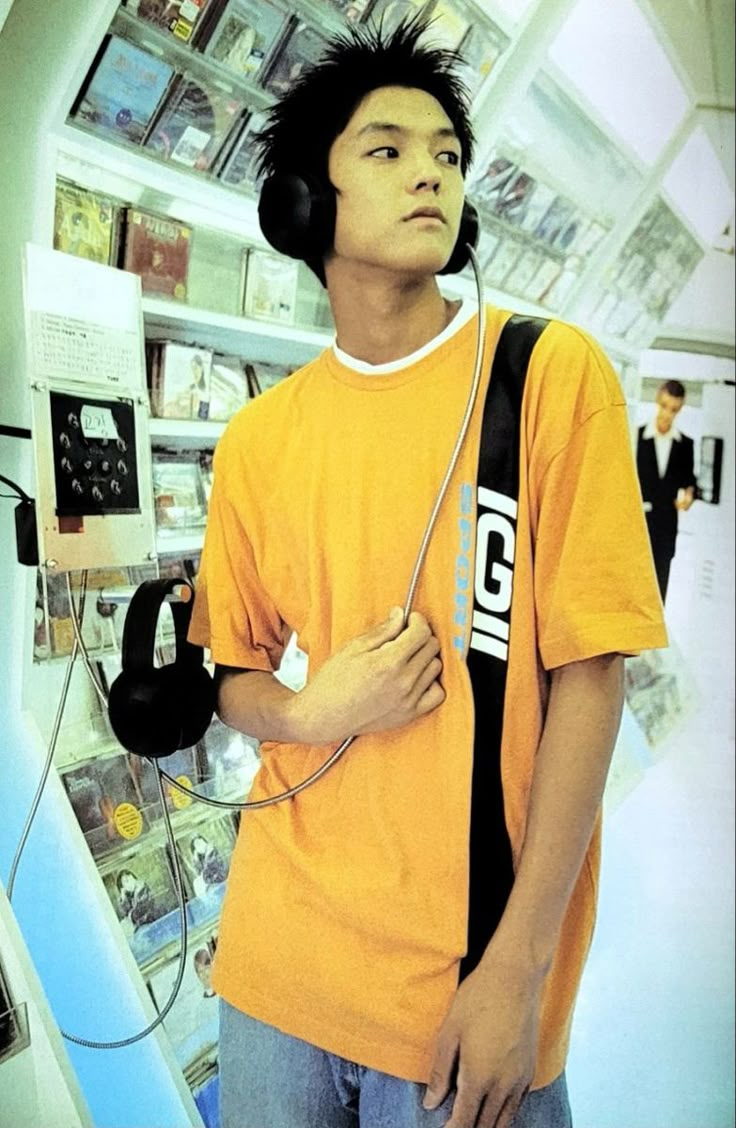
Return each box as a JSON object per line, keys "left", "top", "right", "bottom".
{"left": 567, "top": 552, "right": 735, "bottom": 1127}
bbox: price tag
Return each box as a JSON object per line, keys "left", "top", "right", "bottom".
{"left": 80, "top": 403, "right": 119, "bottom": 441}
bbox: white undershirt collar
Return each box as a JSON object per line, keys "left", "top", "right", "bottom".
{"left": 332, "top": 299, "right": 477, "bottom": 375}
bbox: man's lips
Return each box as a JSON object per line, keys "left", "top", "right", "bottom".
{"left": 404, "top": 207, "right": 446, "bottom": 222}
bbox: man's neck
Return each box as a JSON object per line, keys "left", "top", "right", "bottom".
{"left": 325, "top": 260, "right": 459, "bottom": 365}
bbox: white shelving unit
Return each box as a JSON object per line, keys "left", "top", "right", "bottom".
{"left": 142, "top": 296, "right": 331, "bottom": 365}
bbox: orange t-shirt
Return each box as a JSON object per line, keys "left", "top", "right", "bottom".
{"left": 189, "top": 305, "right": 667, "bottom": 1087}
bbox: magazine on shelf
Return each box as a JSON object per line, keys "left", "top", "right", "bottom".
{"left": 71, "top": 35, "right": 175, "bottom": 145}
{"left": 469, "top": 152, "right": 518, "bottom": 211}
{"left": 208, "top": 354, "right": 248, "bottom": 420}
{"left": 574, "top": 218, "right": 607, "bottom": 259}
{"left": 517, "top": 181, "right": 557, "bottom": 238}
{"left": 476, "top": 228, "right": 502, "bottom": 274}
{"left": 124, "top": 0, "right": 213, "bottom": 42}
{"left": 262, "top": 20, "right": 329, "bottom": 96}
{"left": 147, "top": 932, "right": 219, "bottom": 1067}
{"left": 145, "top": 75, "right": 247, "bottom": 171}
{"left": 493, "top": 168, "right": 537, "bottom": 229}
{"left": 152, "top": 455, "right": 209, "bottom": 532}
{"left": 216, "top": 109, "right": 266, "bottom": 193}
{"left": 122, "top": 208, "right": 192, "bottom": 300}
{"left": 533, "top": 194, "right": 577, "bottom": 248}
{"left": 483, "top": 238, "right": 521, "bottom": 289}
{"left": 504, "top": 250, "right": 543, "bottom": 296}
{"left": 54, "top": 181, "right": 120, "bottom": 265}
{"left": 554, "top": 211, "right": 586, "bottom": 255}
{"left": 527, "top": 256, "right": 562, "bottom": 304}
{"left": 540, "top": 264, "right": 579, "bottom": 310}
{"left": 242, "top": 248, "right": 299, "bottom": 323}
{"left": 152, "top": 342, "right": 214, "bottom": 419}
{"left": 200, "top": 0, "right": 290, "bottom": 81}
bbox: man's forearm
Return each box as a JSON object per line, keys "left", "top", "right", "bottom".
{"left": 482, "top": 652, "right": 624, "bottom": 979}
{"left": 217, "top": 669, "right": 306, "bottom": 742}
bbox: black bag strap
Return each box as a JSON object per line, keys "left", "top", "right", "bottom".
{"left": 460, "top": 313, "right": 549, "bottom": 980}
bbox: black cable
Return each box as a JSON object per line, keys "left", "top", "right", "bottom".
{"left": 0, "top": 472, "right": 33, "bottom": 503}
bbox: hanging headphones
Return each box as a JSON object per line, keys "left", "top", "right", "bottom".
{"left": 108, "top": 578, "right": 215, "bottom": 760}
{"left": 258, "top": 172, "right": 479, "bottom": 275}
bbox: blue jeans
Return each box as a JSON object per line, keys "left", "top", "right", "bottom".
{"left": 219, "top": 1001, "right": 572, "bottom": 1128}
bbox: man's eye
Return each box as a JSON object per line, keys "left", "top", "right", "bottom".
{"left": 438, "top": 151, "right": 461, "bottom": 166}
{"left": 369, "top": 146, "right": 399, "bottom": 158}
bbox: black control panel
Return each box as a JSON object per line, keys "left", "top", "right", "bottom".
{"left": 50, "top": 390, "right": 141, "bottom": 517}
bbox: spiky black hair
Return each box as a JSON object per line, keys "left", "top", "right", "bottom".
{"left": 255, "top": 13, "right": 475, "bottom": 185}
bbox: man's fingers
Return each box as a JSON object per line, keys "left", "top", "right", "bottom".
{"left": 443, "top": 1079, "right": 483, "bottom": 1128}
{"left": 422, "top": 1034, "right": 458, "bottom": 1111}
{"left": 359, "top": 606, "right": 406, "bottom": 650}
{"left": 385, "top": 611, "right": 434, "bottom": 661}
{"left": 485, "top": 1086, "right": 526, "bottom": 1128}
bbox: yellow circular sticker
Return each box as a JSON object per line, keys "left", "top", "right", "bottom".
{"left": 169, "top": 774, "right": 194, "bottom": 810}
{"left": 174, "top": 282, "right": 186, "bottom": 300}
{"left": 114, "top": 802, "right": 143, "bottom": 840}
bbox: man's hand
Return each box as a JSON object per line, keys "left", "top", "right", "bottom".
{"left": 293, "top": 608, "right": 445, "bottom": 744}
{"left": 423, "top": 958, "right": 541, "bottom": 1128}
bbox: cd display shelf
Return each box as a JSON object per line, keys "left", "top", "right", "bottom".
{"left": 50, "top": 0, "right": 702, "bottom": 395}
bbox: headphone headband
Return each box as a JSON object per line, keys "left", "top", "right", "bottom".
{"left": 121, "top": 578, "right": 201, "bottom": 678}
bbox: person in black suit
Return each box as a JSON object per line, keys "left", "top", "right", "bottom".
{"left": 636, "top": 379, "right": 697, "bottom": 602}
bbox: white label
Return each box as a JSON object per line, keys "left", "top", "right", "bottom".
{"left": 171, "top": 125, "right": 210, "bottom": 167}
{"left": 80, "top": 404, "right": 119, "bottom": 441}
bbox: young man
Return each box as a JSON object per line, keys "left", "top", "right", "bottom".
{"left": 189, "top": 18, "right": 667, "bottom": 1128}
{"left": 636, "top": 379, "right": 697, "bottom": 603}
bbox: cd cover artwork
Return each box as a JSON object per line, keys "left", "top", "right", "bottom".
{"left": 145, "top": 76, "right": 246, "bottom": 170}
{"left": 54, "top": 181, "right": 119, "bottom": 265}
{"left": 203, "top": 0, "right": 288, "bottom": 80}
{"left": 262, "top": 21, "right": 329, "bottom": 96}
{"left": 71, "top": 35, "right": 174, "bottom": 145}
{"left": 122, "top": 208, "right": 192, "bottom": 300}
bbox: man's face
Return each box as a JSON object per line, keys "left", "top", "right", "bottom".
{"left": 655, "top": 391, "right": 684, "bottom": 434}
{"left": 327, "top": 85, "right": 465, "bottom": 277}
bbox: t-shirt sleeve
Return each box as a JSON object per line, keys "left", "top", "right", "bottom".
{"left": 530, "top": 330, "right": 668, "bottom": 670}
{"left": 188, "top": 431, "right": 286, "bottom": 671}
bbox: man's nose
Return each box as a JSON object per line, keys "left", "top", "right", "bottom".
{"left": 408, "top": 154, "right": 442, "bottom": 193}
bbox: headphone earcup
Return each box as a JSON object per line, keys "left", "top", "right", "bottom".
{"left": 176, "top": 664, "right": 217, "bottom": 751}
{"left": 108, "top": 668, "right": 184, "bottom": 760}
{"left": 258, "top": 173, "right": 336, "bottom": 262}
{"left": 438, "top": 199, "right": 480, "bottom": 275}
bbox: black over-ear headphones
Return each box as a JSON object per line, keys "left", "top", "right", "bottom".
{"left": 108, "top": 578, "right": 215, "bottom": 760}
{"left": 258, "top": 173, "right": 479, "bottom": 276}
